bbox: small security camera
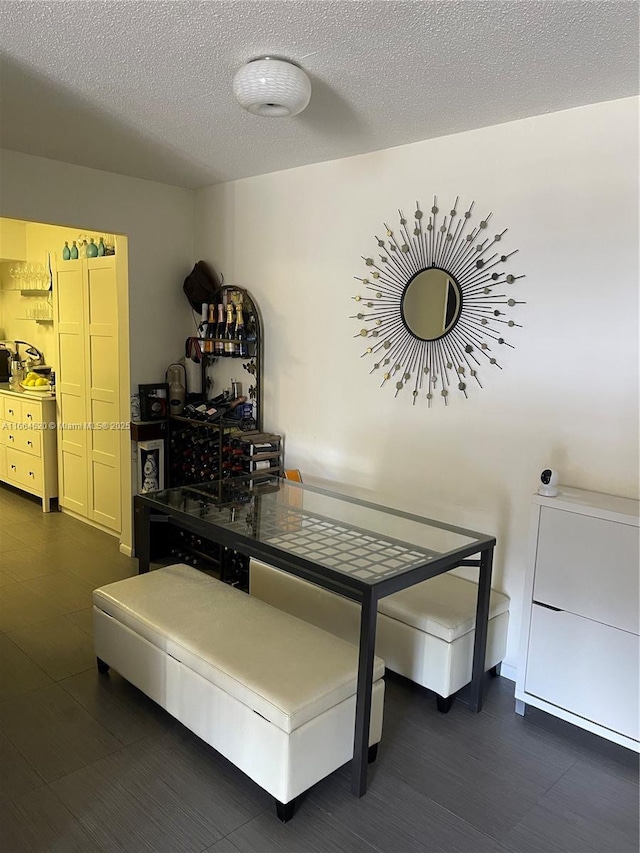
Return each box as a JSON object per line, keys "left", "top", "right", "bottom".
{"left": 538, "top": 468, "right": 559, "bottom": 497}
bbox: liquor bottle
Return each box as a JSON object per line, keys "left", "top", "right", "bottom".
{"left": 200, "top": 304, "right": 209, "bottom": 351}
{"left": 206, "top": 304, "right": 216, "bottom": 353}
{"left": 214, "top": 303, "right": 225, "bottom": 357}
{"left": 234, "top": 304, "right": 249, "bottom": 358}
{"left": 224, "top": 304, "right": 235, "bottom": 357}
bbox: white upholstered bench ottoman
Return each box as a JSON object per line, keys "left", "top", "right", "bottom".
{"left": 250, "top": 559, "right": 509, "bottom": 713}
{"left": 92, "top": 564, "right": 385, "bottom": 822}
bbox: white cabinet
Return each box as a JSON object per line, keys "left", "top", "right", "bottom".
{"left": 516, "top": 487, "right": 639, "bottom": 751}
{"left": 0, "top": 390, "right": 58, "bottom": 511}
{"left": 54, "top": 256, "right": 122, "bottom": 532}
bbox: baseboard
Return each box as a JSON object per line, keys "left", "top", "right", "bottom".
{"left": 119, "top": 543, "right": 133, "bottom": 557}
{"left": 61, "top": 507, "right": 119, "bottom": 538}
{"left": 498, "top": 661, "right": 517, "bottom": 682}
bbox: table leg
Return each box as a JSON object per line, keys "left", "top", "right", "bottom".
{"left": 469, "top": 545, "right": 494, "bottom": 712}
{"left": 351, "top": 587, "right": 378, "bottom": 797}
{"left": 134, "top": 499, "right": 151, "bottom": 574}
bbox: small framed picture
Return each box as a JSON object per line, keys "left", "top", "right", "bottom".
{"left": 137, "top": 439, "right": 165, "bottom": 493}
{"left": 138, "top": 383, "right": 168, "bottom": 421}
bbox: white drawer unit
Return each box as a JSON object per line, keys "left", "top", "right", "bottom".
{"left": 0, "top": 390, "right": 58, "bottom": 512}
{"left": 516, "top": 487, "right": 639, "bottom": 751}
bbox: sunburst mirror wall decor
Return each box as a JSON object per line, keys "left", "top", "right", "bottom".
{"left": 351, "top": 197, "right": 525, "bottom": 406}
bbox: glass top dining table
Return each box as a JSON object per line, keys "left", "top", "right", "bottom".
{"left": 134, "top": 476, "right": 496, "bottom": 797}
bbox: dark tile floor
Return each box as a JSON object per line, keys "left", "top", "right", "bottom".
{"left": 0, "top": 483, "right": 638, "bottom": 853}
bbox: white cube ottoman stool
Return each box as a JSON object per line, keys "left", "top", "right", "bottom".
{"left": 250, "top": 558, "right": 509, "bottom": 712}
{"left": 92, "top": 564, "right": 385, "bottom": 821}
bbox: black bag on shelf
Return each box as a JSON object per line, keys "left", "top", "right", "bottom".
{"left": 183, "top": 261, "right": 221, "bottom": 312}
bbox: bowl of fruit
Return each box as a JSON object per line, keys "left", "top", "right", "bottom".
{"left": 21, "top": 372, "right": 51, "bottom": 392}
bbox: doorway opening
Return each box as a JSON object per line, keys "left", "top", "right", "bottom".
{"left": 0, "top": 216, "right": 132, "bottom": 553}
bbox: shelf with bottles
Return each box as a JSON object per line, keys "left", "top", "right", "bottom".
{"left": 198, "top": 287, "right": 256, "bottom": 358}
{"left": 169, "top": 283, "right": 271, "bottom": 492}
{"left": 169, "top": 420, "right": 282, "bottom": 489}
{"left": 220, "top": 432, "right": 283, "bottom": 482}
{"left": 60, "top": 234, "right": 116, "bottom": 261}
{"left": 168, "top": 419, "right": 221, "bottom": 488}
{"left": 196, "top": 285, "right": 261, "bottom": 421}
{"left": 173, "top": 392, "right": 256, "bottom": 430}
{"left": 166, "top": 527, "right": 250, "bottom": 592}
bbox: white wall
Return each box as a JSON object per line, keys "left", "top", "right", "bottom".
{"left": 194, "top": 97, "right": 639, "bottom": 675}
{"left": 0, "top": 149, "right": 195, "bottom": 387}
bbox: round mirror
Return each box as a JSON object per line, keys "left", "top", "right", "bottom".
{"left": 402, "top": 268, "right": 462, "bottom": 340}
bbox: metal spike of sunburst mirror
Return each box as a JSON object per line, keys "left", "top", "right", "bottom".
{"left": 351, "top": 196, "right": 525, "bottom": 406}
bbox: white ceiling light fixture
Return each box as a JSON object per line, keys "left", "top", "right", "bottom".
{"left": 233, "top": 57, "right": 311, "bottom": 117}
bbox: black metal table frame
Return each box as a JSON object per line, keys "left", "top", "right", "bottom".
{"left": 134, "top": 489, "right": 496, "bottom": 798}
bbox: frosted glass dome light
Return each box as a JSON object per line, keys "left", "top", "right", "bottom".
{"left": 233, "top": 57, "right": 311, "bottom": 117}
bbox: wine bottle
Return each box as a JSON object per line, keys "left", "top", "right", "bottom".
{"left": 224, "top": 304, "right": 235, "bottom": 357}
{"left": 243, "top": 458, "right": 279, "bottom": 473}
{"left": 234, "top": 304, "right": 249, "bottom": 358}
{"left": 206, "top": 304, "right": 216, "bottom": 353}
{"left": 200, "top": 303, "right": 209, "bottom": 350}
{"left": 214, "top": 303, "right": 225, "bottom": 357}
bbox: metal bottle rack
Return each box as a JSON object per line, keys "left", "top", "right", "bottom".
{"left": 165, "top": 285, "right": 282, "bottom": 589}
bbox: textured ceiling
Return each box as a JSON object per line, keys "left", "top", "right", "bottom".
{"left": 0, "top": 1, "right": 637, "bottom": 189}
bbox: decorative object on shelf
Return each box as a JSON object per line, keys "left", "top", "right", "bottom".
{"left": 70, "top": 240, "right": 79, "bottom": 259}
{"left": 97, "top": 237, "right": 106, "bottom": 256}
{"left": 62, "top": 242, "right": 71, "bottom": 261}
{"left": 351, "top": 196, "right": 525, "bottom": 406}
{"left": 130, "top": 393, "right": 141, "bottom": 421}
{"left": 138, "top": 382, "right": 169, "bottom": 420}
{"left": 232, "top": 57, "right": 311, "bottom": 117}
{"left": 184, "top": 336, "right": 203, "bottom": 397}
{"left": 166, "top": 363, "right": 187, "bottom": 416}
{"left": 86, "top": 238, "right": 98, "bottom": 258}
{"left": 137, "top": 439, "right": 165, "bottom": 493}
{"left": 538, "top": 468, "right": 559, "bottom": 497}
